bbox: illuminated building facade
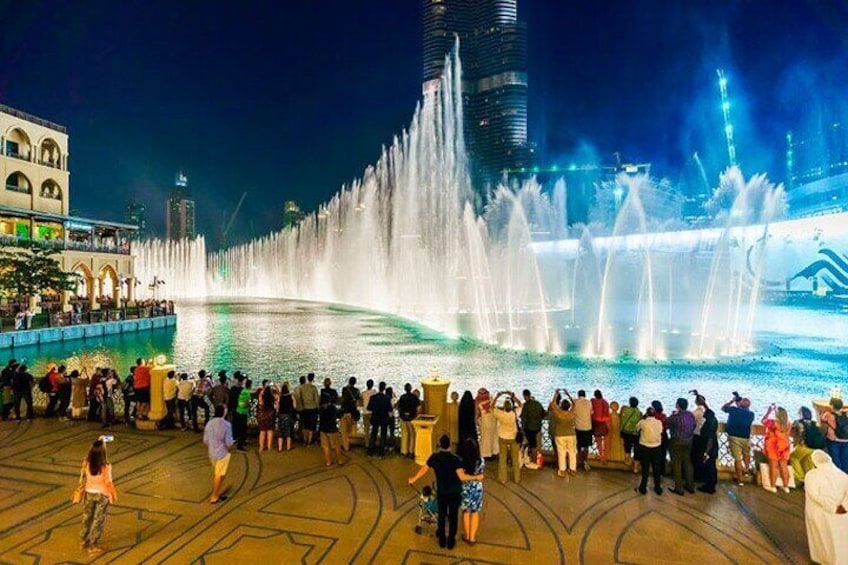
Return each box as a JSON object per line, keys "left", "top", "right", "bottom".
{"left": 166, "top": 172, "right": 196, "bottom": 240}
{"left": 422, "top": 0, "right": 531, "bottom": 187}
{"left": 0, "top": 104, "right": 136, "bottom": 309}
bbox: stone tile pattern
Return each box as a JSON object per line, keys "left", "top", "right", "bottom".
{"left": 0, "top": 420, "right": 808, "bottom": 564}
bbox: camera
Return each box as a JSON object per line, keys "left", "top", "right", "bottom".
{"left": 732, "top": 391, "right": 741, "bottom": 402}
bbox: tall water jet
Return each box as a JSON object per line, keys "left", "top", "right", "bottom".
{"left": 133, "top": 47, "right": 792, "bottom": 361}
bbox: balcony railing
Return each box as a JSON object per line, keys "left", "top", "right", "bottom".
{"left": 0, "top": 103, "right": 68, "bottom": 134}
{"left": 39, "top": 159, "right": 62, "bottom": 170}
{"left": 0, "top": 235, "right": 130, "bottom": 255}
{"left": 5, "top": 151, "right": 31, "bottom": 162}
{"left": 5, "top": 183, "right": 32, "bottom": 194}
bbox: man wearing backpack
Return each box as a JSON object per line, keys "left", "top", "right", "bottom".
{"left": 821, "top": 398, "right": 848, "bottom": 474}
{"left": 791, "top": 406, "right": 825, "bottom": 483}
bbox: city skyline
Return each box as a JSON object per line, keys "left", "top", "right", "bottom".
{"left": 1, "top": 1, "right": 845, "bottom": 244}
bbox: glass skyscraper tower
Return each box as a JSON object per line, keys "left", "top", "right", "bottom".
{"left": 422, "top": 0, "right": 531, "bottom": 188}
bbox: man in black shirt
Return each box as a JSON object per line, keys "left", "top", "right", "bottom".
{"left": 408, "top": 434, "right": 484, "bottom": 550}
{"left": 12, "top": 364, "right": 34, "bottom": 420}
{"left": 1, "top": 359, "right": 19, "bottom": 421}
{"left": 397, "top": 383, "right": 421, "bottom": 458}
{"left": 367, "top": 381, "right": 392, "bottom": 457}
{"left": 319, "top": 382, "right": 345, "bottom": 466}
{"left": 340, "top": 377, "right": 361, "bottom": 452}
{"left": 227, "top": 372, "right": 244, "bottom": 424}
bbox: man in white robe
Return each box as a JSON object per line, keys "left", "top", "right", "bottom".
{"left": 805, "top": 450, "right": 848, "bottom": 565}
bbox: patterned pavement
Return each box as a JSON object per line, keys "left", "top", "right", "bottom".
{"left": 0, "top": 419, "right": 808, "bottom": 564}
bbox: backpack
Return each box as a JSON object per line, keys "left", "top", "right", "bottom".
{"left": 835, "top": 412, "right": 848, "bottom": 440}
{"left": 803, "top": 421, "right": 826, "bottom": 449}
{"left": 38, "top": 374, "right": 52, "bottom": 393}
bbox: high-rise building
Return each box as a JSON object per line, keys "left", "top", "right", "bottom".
{"left": 165, "top": 172, "right": 196, "bottom": 240}
{"left": 422, "top": 0, "right": 531, "bottom": 188}
{"left": 125, "top": 199, "right": 146, "bottom": 239}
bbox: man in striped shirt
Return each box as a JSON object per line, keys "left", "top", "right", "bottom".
{"left": 191, "top": 370, "right": 213, "bottom": 431}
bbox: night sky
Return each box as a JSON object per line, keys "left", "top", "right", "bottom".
{"left": 1, "top": 1, "right": 845, "bottom": 245}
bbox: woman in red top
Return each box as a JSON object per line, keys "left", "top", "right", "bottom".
{"left": 591, "top": 389, "right": 611, "bottom": 464}
{"left": 762, "top": 404, "right": 792, "bottom": 493}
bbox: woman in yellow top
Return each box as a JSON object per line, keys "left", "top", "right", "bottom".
{"left": 80, "top": 438, "right": 118, "bottom": 555}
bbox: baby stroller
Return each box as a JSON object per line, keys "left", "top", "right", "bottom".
{"left": 413, "top": 484, "right": 439, "bottom": 535}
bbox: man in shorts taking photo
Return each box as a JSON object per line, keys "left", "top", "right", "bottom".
{"left": 722, "top": 393, "right": 754, "bottom": 485}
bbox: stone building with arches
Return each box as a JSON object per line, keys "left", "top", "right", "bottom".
{"left": 0, "top": 104, "right": 137, "bottom": 311}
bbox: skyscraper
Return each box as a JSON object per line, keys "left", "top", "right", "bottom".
{"left": 422, "top": 0, "right": 531, "bottom": 187}
{"left": 165, "top": 172, "right": 196, "bottom": 240}
{"left": 125, "top": 198, "right": 147, "bottom": 239}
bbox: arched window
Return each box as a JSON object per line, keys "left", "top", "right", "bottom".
{"left": 4, "top": 127, "right": 31, "bottom": 160}
{"left": 39, "top": 138, "right": 63, "bottom": 169}
{"left": 5, "top": 172, "right": 32, "bottom": 194}
{"left": 72, "top": 264, "right": 93, "bottom": 299}
{"left": 99, "top": 265, "right": 118, "bottom": 300}
{"left": 40, "top": 179, "right": 63, "bottom": 200}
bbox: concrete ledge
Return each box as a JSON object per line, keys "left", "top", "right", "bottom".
{"left": 0, "top": 315, "right": 176, "bottom": 349}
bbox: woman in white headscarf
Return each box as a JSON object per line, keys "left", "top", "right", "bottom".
{"left": 805, "top": 450, "right": 848, "bottom": 565}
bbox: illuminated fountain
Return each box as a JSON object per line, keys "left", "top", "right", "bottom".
{"left": 134, "top": 46, "right": 792, "bottom": 359}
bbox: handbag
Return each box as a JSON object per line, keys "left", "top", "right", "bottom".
{"left": 71, "top": 461, "right": 86, "bottom": 504}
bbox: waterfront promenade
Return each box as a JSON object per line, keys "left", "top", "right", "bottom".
{"left": 0, "top": 419, "right": 808, "bottom": 564}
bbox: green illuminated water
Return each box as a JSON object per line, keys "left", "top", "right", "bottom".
{"left": 8, "top": 299, "right": 844, "bottom": 415}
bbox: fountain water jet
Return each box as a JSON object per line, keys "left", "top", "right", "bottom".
{"left": 133, "top": 47, "right": 789, "bottom": 361}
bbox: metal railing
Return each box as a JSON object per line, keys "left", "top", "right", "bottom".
{"left": 5, "top": 183, "right": 31, "bottom": 194}
{"left": 0, "top": 103, "right": 68, "bottom": 134}
{"left": 0, "top": 303, "right": 175, "bottom": 333}
{"left": 39, "top": 159, "right": 62, "bottom": 170}
{"left": 6, "top": 151, "right": 30, "bottom": 162}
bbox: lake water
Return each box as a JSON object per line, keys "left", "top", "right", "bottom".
{"left": 8, "top": 298, "right": 846, "bottom": 419}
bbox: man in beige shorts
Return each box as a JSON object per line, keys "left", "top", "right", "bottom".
{"left": 319, "top": 387, "right": 346, "bottom": 466}
{"left": 203, "top": 405, "right": 235, "bottom": 503}
{"left": 722, "top": 395, "right": 755, "bottom": 485}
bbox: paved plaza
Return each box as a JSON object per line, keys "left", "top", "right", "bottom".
{"left": 0, "top": 419, "right": 808, "bottom": 564}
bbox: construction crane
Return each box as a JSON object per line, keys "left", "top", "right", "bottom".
{"left": 219, "top": 191, "right": 247, "bottom": 248}
{"left": 717, "top": 69, "right": 737, "bottom": 167}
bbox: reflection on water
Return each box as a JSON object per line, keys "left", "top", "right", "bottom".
{"left": 9, "top": 299, "right": 846, "bottom": 418}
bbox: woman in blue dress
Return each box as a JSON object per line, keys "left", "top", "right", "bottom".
{"left": 459, "top": 438, "right": 485, "bottom": 544}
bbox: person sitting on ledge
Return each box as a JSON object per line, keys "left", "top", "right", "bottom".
{"left": 790, "top": 406, "right": 826, "bottom": 484}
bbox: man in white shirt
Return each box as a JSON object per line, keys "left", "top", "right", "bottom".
{"left": 360, "top": 379, "right": 376, "bottom": 442}
{"left": 805, "top": 449, "right": 848, "bottom": 565}
{"left": 635, "top": 406, "right": 665, "bottom": 495}
{"left": 493, "top": 391, "right": 523, "bottom": 484}
{"left": 573, "top": 390, "right": 593, "bottom": 471}
{"left": 691, "top": 393, "right": 707, "bottom": 482}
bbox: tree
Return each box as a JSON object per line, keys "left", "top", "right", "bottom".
{"left": 0, "top": 241, "right": 77, "bottom": 313}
